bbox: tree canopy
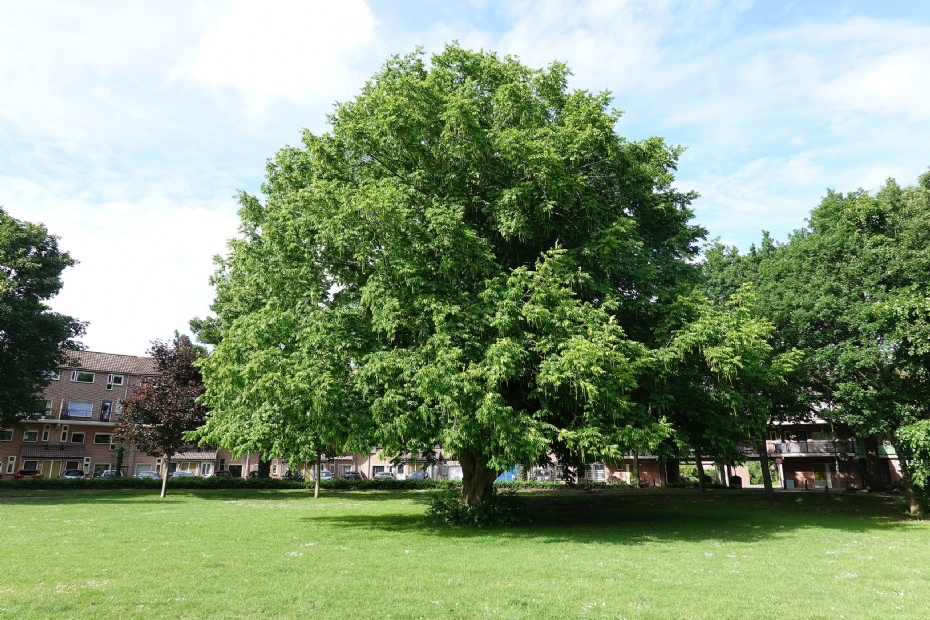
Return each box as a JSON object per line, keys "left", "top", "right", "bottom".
{"left": 194, "top": 45, "right": 711, "bottom": 504}
{"left": 0, "top": 207, "right": 84, "bottom": 426}
{"left": 706, "top": 171, "right": 930, "bottom": 507}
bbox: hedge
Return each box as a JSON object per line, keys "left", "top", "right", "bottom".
{"left": 0, "top": 477, "right": 732, "bottom": 492}
{"left": 0, "top": 476, "right": 305, "bottom": 491}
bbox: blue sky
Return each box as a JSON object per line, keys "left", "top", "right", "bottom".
{"left": 2, "top": 1, "right": 929, "bottom": 354}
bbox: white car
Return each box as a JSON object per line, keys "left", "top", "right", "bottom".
{"left": 171, "top": 470, "right": 194, "bottom": 478}
{"left": 137, "top": 470, "right": 161, "bottom": 479}
{"left": 316, "top": 470, "right": 333, "bottom": 480}
{"left": 373, "top": 471, "right": 395, "bottom": 479}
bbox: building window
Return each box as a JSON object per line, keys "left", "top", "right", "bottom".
{"left": 71, "top": 432, "right": 85, "bottom": 444}
{"left": 45, "top": 400, "right": 53, "bottom": 416}
{"left": 67, "top": 401, "right": 93, "bottom": 418}
{"left": 200, "top": 463, "right": 213, "bottom": 477}
{"left": 156, "top": 458, "right": 162, "bottom": 473}
{"left": 23, "top": 430, "right": 38, "bottom": 442}
{"left": 65, "top": 460, "right": 80, "bottom": 470}
{"left": 106, "top": 374, "right": 124, "bottom": 390}
{"left": 41, "top": 424, "right": 51, "bottom": 442}
{"left": 71, "top": 371, "right": 95, "bottom": 383}
{"left": 271, "top": 459, "right": 278, "bottom": 475}
{"left": 93, "top": 433, "right": 112, "bottom": 445}
{"left": 100, "top": 401, "right": 113, "bottom": 422}
{"left": 5, "top": 456, "right": 15, "bottom": 474}
{"left": 60, "top": 425, "right": 69, "bottom": 442}
{"left": 23, "top": 460, "right": 38, "bottom": 470}
{"left": 82, "top": 456, "right": 91, "bottom": 474}
{"left": 0, "top": 428, "right": 12, "bottom": 442}
{"left": 43, "top": 370, "right": 61, "bottom": 380}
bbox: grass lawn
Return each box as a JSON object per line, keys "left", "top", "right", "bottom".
{"left": 1, "top": 488, "right": 927, "bottom": 619}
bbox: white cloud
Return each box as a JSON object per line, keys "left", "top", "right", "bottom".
{"left": 178, "top": 0, "right": 377, "bottom": 111}
{"left": 0, "top": 1, "right": 207, "bottom": 150}
{"left": 1, "top": 174, "right": 239, "bottom": 355}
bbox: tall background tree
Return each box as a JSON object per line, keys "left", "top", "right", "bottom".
{"left": 0, "top": 207, "right": 85, "bottom": 426}
{"left": 194, "top": 45, "right": 706, "bottom": 505}
{"left": 650, "top": 286, "right": 800, "bottom": 497}
{"left": 114, "top": 335, "right": 208, "bottom": 497}
{"left": 705, "top": 171, "right": 930, "bottom": 511}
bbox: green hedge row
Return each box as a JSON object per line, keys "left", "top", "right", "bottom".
{"left": 0, "top": 476, "right": 305, "bottom": 491}
{"left": 0, "top": 476, "right": 727, "bottom": 493}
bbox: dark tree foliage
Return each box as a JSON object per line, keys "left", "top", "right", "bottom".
{"left": 0, "top": 207, "right": 85, "bottom": 426}
{"left": 114, "top": 335, "right": 208, "bottom": 497}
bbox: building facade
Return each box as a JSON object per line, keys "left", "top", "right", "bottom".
{"left": 0, "top": 351, "right": 255, "bottom": 479}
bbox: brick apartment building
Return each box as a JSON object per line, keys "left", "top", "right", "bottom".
{"left": 0, "top": 351, "right": 254, "bottom": 480}
{"left": 2, "top": 350, "right": 905, "bottom": 489}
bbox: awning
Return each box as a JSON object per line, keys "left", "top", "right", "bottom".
{"left": 172, "top": 451, "right": 218, "bottom": 461}
{"left": 21, "top": 445, "right": 84, "bottom": 458}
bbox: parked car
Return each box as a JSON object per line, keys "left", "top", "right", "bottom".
{"left": 213, "top": 470, "right": 232, "bottom": 477}
{"left": 99, "top": 470, "right": 122, "bottom": 479}
{"left": 341, "top": 471, "right": 363, "bottom": 480}
{"left": 136, "top": 470, "right": 161, "bottom": 479}
{"left": 373, "top": 471, "right": 395, "bottom": 479}
{"left": 60, "top": 469, "right": 86, "bottom": 479}
{"left": 407, "top": 471, "right": 428, "bottom": 481}
{"left": 317, "top": 470, "right": 333, "bottom": 480}
{"left": 13, "top": 470, "right": 42, "bottom": 480}
{"left": 171, "top": 470, "right": 194, "bottom": 478}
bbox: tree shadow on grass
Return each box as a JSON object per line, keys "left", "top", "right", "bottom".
{"left": 296, "top": 489, "right": 920, "bottom": 546}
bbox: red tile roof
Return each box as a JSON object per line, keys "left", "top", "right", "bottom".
{"left": 173, "top": 450, "right": 217, "bottom": 461}
{"left": 60, "top": 350, "right": 157, "bottom": 376}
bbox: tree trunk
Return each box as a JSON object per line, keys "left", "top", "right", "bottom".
{"left": 757, "top": 442, "right": 777, "bottom": 502}
{"left": 314, "top": 454, "right": 321, "bottom": 500}
{"left": 898, "top": 457, "right": 919, "bottom": 515}
{"left": 633, "top": 452, "right": 640, "bottom": 488}
{"left": 864, "top": 435, "right": 886, "bottom": 492}
{"left": 161, "top": 454, "right": 171, "bottom": 498}
{"left": 694, "top": 446, "right": 707, "bottom": 493}
{"left": 258, "top": 457, "right": 271, "bottom": 478}
{"left": 458, "top": 449, "right": 500, "bottom": 506}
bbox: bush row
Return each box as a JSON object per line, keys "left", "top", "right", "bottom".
{"left": 0, "top": 476, "right": 737, "bottom": 493}
{"left": 0, "top": 476, "right": 305, "bottom": 491}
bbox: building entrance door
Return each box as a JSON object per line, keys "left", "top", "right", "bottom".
{"left": 42, "top": 461, "right": 62, "bottom": 479}
{"left": 813, "top": 463, "right": 831, "bottom": 489}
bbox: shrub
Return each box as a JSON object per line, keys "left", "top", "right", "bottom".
{"left": 425, "top": 490, "right": 530, "bottom": 527}
{"left": 0, "top": 476, "right": 304, "bottom": 491}
{"left": 746, "top": 461, "right": 780, "bottom": 485}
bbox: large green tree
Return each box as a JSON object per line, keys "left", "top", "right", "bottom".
{"left": 0, "top": 207, "right": 85, "bottom": 426}
{"left": 651, "top": 286, "right": 800, "bottom": 496}
{"left": 707, "top": 171, "right": 930, "bottom": 510}
{"left": 194, "top": 46, "right": 705, "bottom": 504}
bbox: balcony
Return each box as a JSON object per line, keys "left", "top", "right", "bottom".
{"left": 767, "top": 439, "right": 857, "bottom": 455}
{"left": 856, "top": 444, "right": 896, "bottom": 456}
{"left": 56, "top": 410, "right": 118, "bottom": 423}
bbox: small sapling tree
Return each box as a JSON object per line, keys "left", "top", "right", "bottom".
{"left": 114, "top": 335, "right": 208, "bottom": 497}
